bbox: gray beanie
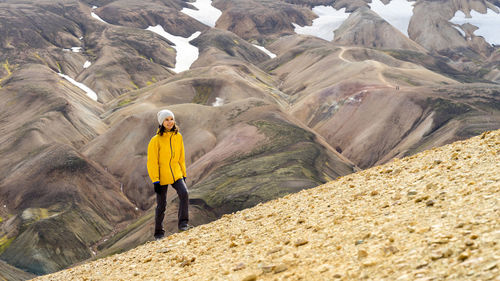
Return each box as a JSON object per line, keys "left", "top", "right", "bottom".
{"left": 157, "top": 109, "right": 174, "bottom": 125}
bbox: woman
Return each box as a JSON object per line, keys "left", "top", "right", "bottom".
{"left": 147, "top": 109, "right": 192, "bottom": 240}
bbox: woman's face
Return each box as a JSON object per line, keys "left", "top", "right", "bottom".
{"left": 163, "top": 116, "right": 175, "bottom": 130}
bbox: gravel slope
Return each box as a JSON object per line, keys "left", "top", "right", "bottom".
{"left": 34, "top": 129, "right": 500, "bottom": 281}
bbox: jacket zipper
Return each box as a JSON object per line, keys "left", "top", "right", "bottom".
{"left": 169, "top": 133, "right": 175, "bottom": 182}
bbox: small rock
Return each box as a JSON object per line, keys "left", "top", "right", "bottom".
{"left": 355, "top": 240, "right": 364, "bottom": 245}
{"left": 431, "top": 251, "right": 444, "bottom": 260}
{"left": 333, "top": 273, "right": 342, "bottom": 279}
{"left": 260, "top": 264, "right": 274, "bottom": 273}
{"left": 233, "top": 262, "right": 246, "bottom": 271}
{"left": 143, "top": 257, "right": 152, "bottom": 263}
{"left": 273, "top": 263, "right": 288, "bottom": 273}
{"left": 267, "top": 246, "right": 282, "bottom": 255}
{"left": 294, "top": 239, "right": 308, "bottom": 247}
{"left": 407, "top": 190, "right": 418, "bottom": 196}
{"left": 426, "top": 200, "right": 435, "bottom": 207}
{"left": 358, "top": 249, "right": 368, "bottom": 259}
{"left": 458, "top": 251, "right": 470, "bottom": 262}
{"left": 241, "top": 273, "right": 257, "bottom": 281}
{"left": 484, "top": 262, "right": 497, "bottom": 271}
{"left": 157, "top": 248, "right": 170, "bottom": 253}
{"left": 361, "top": 259, "right": 377, "bottom": 267}
{"left": 443, "top": 248, "right": 453, "bottom": 258}
{"left": 370, "top": 190, "right": 379, "bottom": 196}
{"left": 416, "top": 262, "right": 428, "bottom": 269}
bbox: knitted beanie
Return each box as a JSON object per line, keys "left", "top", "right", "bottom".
{"left": 157, "top": 109, "right": 175, "bottom": 125}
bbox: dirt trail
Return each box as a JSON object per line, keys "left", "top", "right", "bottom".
{"left": 338, "top": 47, "right": 396, "bottom": 89}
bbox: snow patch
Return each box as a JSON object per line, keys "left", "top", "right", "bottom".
{"left": 452, "top": 25, "right": 466, "bottom": 37}
{"left": 146, "top": 25, "right": 201, "bottom": 73}
{"left": 63, "top": 47, "right": 82, "bottom": 52}
{"left": 181, "top": 0, "right": 222, "bottom": 27}
{"left": 83, "top": 61, "right": 91, "bottom": 69}
{"left": 212, "top": 97, "right": 224, "bottom": 107}
{"left": 450, "top": 9, "right": 500, "bottom": 45}
{"left": 58, "top": 73, "right": 98, "bottom": 101}
{"left": 252, "top": 44, "right": 277, "bottom": 58}
{"left": 369, "top": 0, "right": 414, "bottom": 37}
{"left": 293, "top": 6, "right": 350, "bottom": 41}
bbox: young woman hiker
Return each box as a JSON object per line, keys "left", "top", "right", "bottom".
{"left": 147, "top": 109, "right": 192, "bottom": 240}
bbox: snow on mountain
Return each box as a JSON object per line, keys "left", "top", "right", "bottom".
{"left": 369, "top": 0, "right": 414, "bottom": 37}
{"left": 91, "top": 6, "right": 108, "bottom": 24}
{"left": 146, "top": 25, "right": 201, "bottom": 73}
{"left": 83, "top": 61, "right": 91, "bottom": 69}
{"left": 252, "top": 44, "right": 277, "bottom": 58}
{"left": 63, "top": 47, "right": 82, "bottom": 52}
{"left": 58, "top": 73, "right": 98, "bottom": 101}
{"left": 181, "top": 0, "right": 222, "bottom": 28}
{"left": 293, "top": 6, "right": 349, "bottom": 41}
{"left": 450, "top": 8, "right": 500, "bottom": 45}
{"left": 212, "top": 97, "right": 224, "bottom": 106}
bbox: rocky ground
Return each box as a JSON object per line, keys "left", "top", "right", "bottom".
{"left": 34, "top": 129, "right": 499, "bottom": 280}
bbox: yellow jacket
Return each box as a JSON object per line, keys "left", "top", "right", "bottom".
{"left": 147, "top": 131, "right": 187, "bottom": 185}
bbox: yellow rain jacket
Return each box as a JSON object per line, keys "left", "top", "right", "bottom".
{"left": 147, "top": 131, "right": 186, "bottom": 185}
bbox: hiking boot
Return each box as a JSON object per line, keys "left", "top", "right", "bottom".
{"left": 178, "top": 224, "right": 194, "bottom": 232}
{"left": 154, "top": 234, "right": 164, "bottom": 241}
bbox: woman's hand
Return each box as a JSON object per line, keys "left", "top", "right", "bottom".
{"left": 154, "top": 182, "right": 161, "bottom": 193}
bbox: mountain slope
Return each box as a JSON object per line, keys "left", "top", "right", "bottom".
{"left": 35, "top": 129, "right": 500, "bottom": 280}
{"left": 0, "top": 260, "right": 35, "bottom": 281}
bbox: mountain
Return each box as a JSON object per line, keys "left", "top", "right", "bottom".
{"left": 33, "top": 129, "right": 500, "bottom": 280}
{"left": 0, "top": 260, "right": 35, "bottom": 281}
{"left": 0, "top": 0, "right": 499, "bottom": 279}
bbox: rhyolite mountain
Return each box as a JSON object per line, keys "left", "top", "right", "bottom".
{"left": 0, "top": 0, "right": 499, "bottom": 279}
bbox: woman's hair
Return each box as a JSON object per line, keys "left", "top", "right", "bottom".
{"left": 158, "top": 123, "right": 179, "bottom": 135}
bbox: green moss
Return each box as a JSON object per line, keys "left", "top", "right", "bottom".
{"left": 190, "top": 120, "right": 331, "bottom": 214}
{"left": 383, "top": 50, "right": 426, "bottom": 61}
{"left": 192, "top": 84, "right": 213, "bottom": 104}
{"left": 246, "top": 120, "right": 315, "bottom": 156}
{"left": 191, "top": 142, "right": 323, "bottom": 214}
{"left": 56, "top": 61, "right": 62, "bottom": 73}
{"left": 0, "top": 235, "right": 15, "bottom": 254}
{"left": 383, "top": 72, "right": 421, "bottom": 86}
{"left": 0, "top": 216, "right": 3, "bottom": 223}
{"left": 130, "top": 81, "right": 139, "bottom": 90}
{"left": 426, "top": 97, "right": 472, "bottom": 129}
{"left": 3, "top": 59, "right": 11, "bottom": 75}
{"left": 146, "top": 77, "right": 157, "bottom": 86}
{"left": 118, "top": 98, "right": 131, "bottom": 107}
{"left": 475, "top": 67, "right": 490, "bottom": 77}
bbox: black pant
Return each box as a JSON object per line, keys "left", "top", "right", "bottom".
{"left": 154, "top": 179, "right": 189, "bottom": 237}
